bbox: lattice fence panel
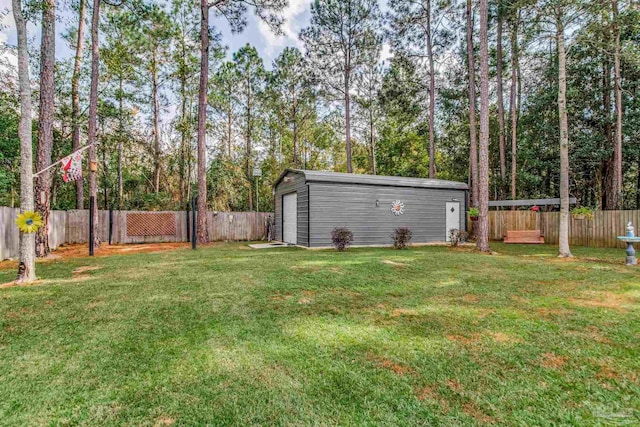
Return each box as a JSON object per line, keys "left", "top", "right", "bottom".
{"left": 126, "top": 212, "right": 176, "bottom": 236}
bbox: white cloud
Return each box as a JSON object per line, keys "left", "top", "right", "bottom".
{"left": 1, "top": 0, "right": 16, "bottom": 48}
{"left": 257, "top": 0, "right": 309, "bottom": 57}
{"left": 380, "top": 43, "right": 392, "bottom": 63}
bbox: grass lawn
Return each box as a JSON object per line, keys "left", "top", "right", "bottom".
{"left": 1, "top": 242, "right": 639, "bottom": 426}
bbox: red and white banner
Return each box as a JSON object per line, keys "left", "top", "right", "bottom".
{"left": 61, "top": 151, "right": 83, "bottom": 182}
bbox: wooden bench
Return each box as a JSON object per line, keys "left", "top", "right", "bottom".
{"left": 504, "top": 230, "right": 545, "bottom": 244}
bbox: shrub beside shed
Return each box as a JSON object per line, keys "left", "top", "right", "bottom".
{"left": 273, "top": 169, "right": 468, "bottom": 248}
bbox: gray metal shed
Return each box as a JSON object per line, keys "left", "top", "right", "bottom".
{"left": 273, "top": 169, "right": 468, "bottom": 248}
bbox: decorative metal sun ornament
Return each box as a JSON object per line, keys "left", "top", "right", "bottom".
{"left": 391, "top": 200, "right": 405, "bottom": 216}
{"left": 16, "top": 211, "right": 43, "bottom": 233}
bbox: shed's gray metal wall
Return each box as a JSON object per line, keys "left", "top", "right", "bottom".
{"left": 308, "top": 183, "right": 466, "bottom": 247}
{"left": 274, "top": 171, "right": 309, "bottom": 246}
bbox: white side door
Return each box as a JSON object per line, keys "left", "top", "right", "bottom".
{"left": 445, "top": 202, "right": 461, "bottom": 242}
{"left": 282, "top": 193, "right": 297, "bottom": 244}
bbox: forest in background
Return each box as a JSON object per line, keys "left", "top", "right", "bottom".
{"left": 1, "top": 0, "right": 639, "bottom": 214}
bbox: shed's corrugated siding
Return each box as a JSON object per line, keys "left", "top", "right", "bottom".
{"left": 274, "top": 171, "right": 309, "bottom": 246}
{"left": 309, "top": 183, "right": 466, "bottom": 247}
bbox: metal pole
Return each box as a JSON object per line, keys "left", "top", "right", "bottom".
{"left": 255, "top": 177, "right": 259, "bottom": 212}
{"left": 89, "top": 196, "right": 95, "bottom": 256}
{"left": 108, "top": 206, "right": 113, "bottom": 245}
{"left": 186, "top": 201, "right": 190, "bottom": 243}
{"left": 191, "top": 196, "right": 197, "bottom": 250}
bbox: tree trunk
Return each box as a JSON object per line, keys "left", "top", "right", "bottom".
{"left": 345, "top": 68, "right": 352, "bottom": 173}
{"left": 13, "top": 0, "right": 36, "bottom": 283}
{"left": 72, "top": 0, "right": 86, "bottom": 209}
{"left": 179, "top": 53, "right": 187, "bottom": 206}
{"left": 187, "top": 89, "right": 194, "bottom": 203}
{"left": 370, "top": 107, "right": 376, "bottom": 175}
{"left": 497, "top": 9, "right": 506, "bottom": 196}
{"left": 292, "top": 93, "right": 298, "bottom": 168}
{"left": 34, "top": 0, "right": 55, "bottom": 258}
{"left": 510, "top": 17, "right": 519, "bottom": 205}
{"left": 118, "top": 77, "right": 124, "bottom": 210}
{"left": 611, "top": 0, "right": 623, "bottom": 209}
{"left": 196, "top": 0, "right": 209, "bottom": 243}
{"left": 101, "top": 146, "right": 109, "bottom": 209}
{"left": 476, "top": 0, "right": 490, "bottom": 252}
{"left": 293, "top": 118, "right": 298, "bottom": 168}
{"left": 88, "top": 0, "right": 100, "bottom": 249}
{"left": 602, "top": 17, "right": 613, "bottom": 209}
{"left": 152, "top": 50, "right": 161, "bottom": 193}
{"left": 246, "top": 79, "right": 253, "bottom": 211}
{"left": 466, "top": 0, "right": 478, "bottom": 207}
{"left": 426, "top": 0, "right": 436, "bottom": 179}
{"left": 227, "top": 91, "right": 232, "bottom": 158}
{"left": 557, "top": 8, "right": 572, "bottom": 258}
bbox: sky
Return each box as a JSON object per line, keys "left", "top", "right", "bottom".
{"left": 0, "top": 0, "right": 385, "bottom": 70}
{"left": 1, "top": 0, "right": 390, "bottom": 71}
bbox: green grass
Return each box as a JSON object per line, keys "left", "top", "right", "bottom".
{"left": 1, "top": 242, "right": 639, "bottom": 426}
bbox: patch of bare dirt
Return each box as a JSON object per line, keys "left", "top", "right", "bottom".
{"left": 72, "top": 266, "right": 102, "bottom": 275}
{"left": 0, "top": 279, "right": 45, "bottom": 288}
{"left": 0, "top": 280, "right": 17, "bottom": 288}
{"left": 447, "top": 333, "right": 482, "bottom": 346}
{"left": 510, "top": 295, "right": 529, "bottom": 304}
{"left": 475, "top": 308, "right": 495, "bottom": 319}
{"left": 298, "top": 298, "right": 312, "bottom": 304}
{"left": 565, "top": 326, "right": 612, "bottom": 344}
{"left": 446, "top": 379, "right": 464, "bottom": 393}
{"left": 595, "top": 359, "right": 638, "bottom": 383}
{"left": 569, "top": 291, "right": 634, "bottom": 311}
{"left": 391, "top": 308, "right": 420, "bottom": 317}
{"left": 367, "top": 353, "right": 415, "bottom": 376}
{"left": 382, "top": 259, "right": 407, "bottom": 267}
{"left": 490, "top": 332, "right": 522, "bottom": 344}
{"left": 462, "top": 294, "right": 480, "bottom": 303}
{"left": 0, "top": 260, "right": 17, "bottom": 271}
{"left": 154, "top": 417, "right": 175, "bottom": 426}
{"left": 270, "top": 293, "right": 293, "bottom": 301}
{"left": 415, "top": 386, "right": 437, "bottom": 401}
{"left": 377, "top": 358, "right": 415, "bottom": 376}
{"left": 49, "top": 242, "right": 190, "bottom": 260}
{"left": 539, "top": 353, "right": 568, "bottom": 369}
{"left": 462, "top": 402, "right": 495, "bottom": 424}
{"left": 414, "top": 386, "right": 450, "bottom": 413}
{"left": 536, "top": 307, "right": 576, "bottom": 318}
{"left": 86, "top": 300, "right": 104, "bottom": 309}
{"left": 586, "top": 326, "right": 611, "bottom": 344}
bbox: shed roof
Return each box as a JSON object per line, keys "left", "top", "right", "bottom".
{"left": 274, "top": 169, "right": 468, "bottom": 191}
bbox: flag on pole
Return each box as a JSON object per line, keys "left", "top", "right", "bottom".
{"left": 61, "top": 151, "right": 83, "bottom": 182}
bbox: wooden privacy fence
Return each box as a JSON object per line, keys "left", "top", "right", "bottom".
{"left": 0, "top": 207, "right": 273, "bottom": 260}
{"left": 483, "top": 209, "right": 640, "bottom": 248}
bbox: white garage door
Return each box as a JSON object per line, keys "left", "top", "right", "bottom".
{"left": 282, "top": 193, "right": 297, "bottom": 244}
